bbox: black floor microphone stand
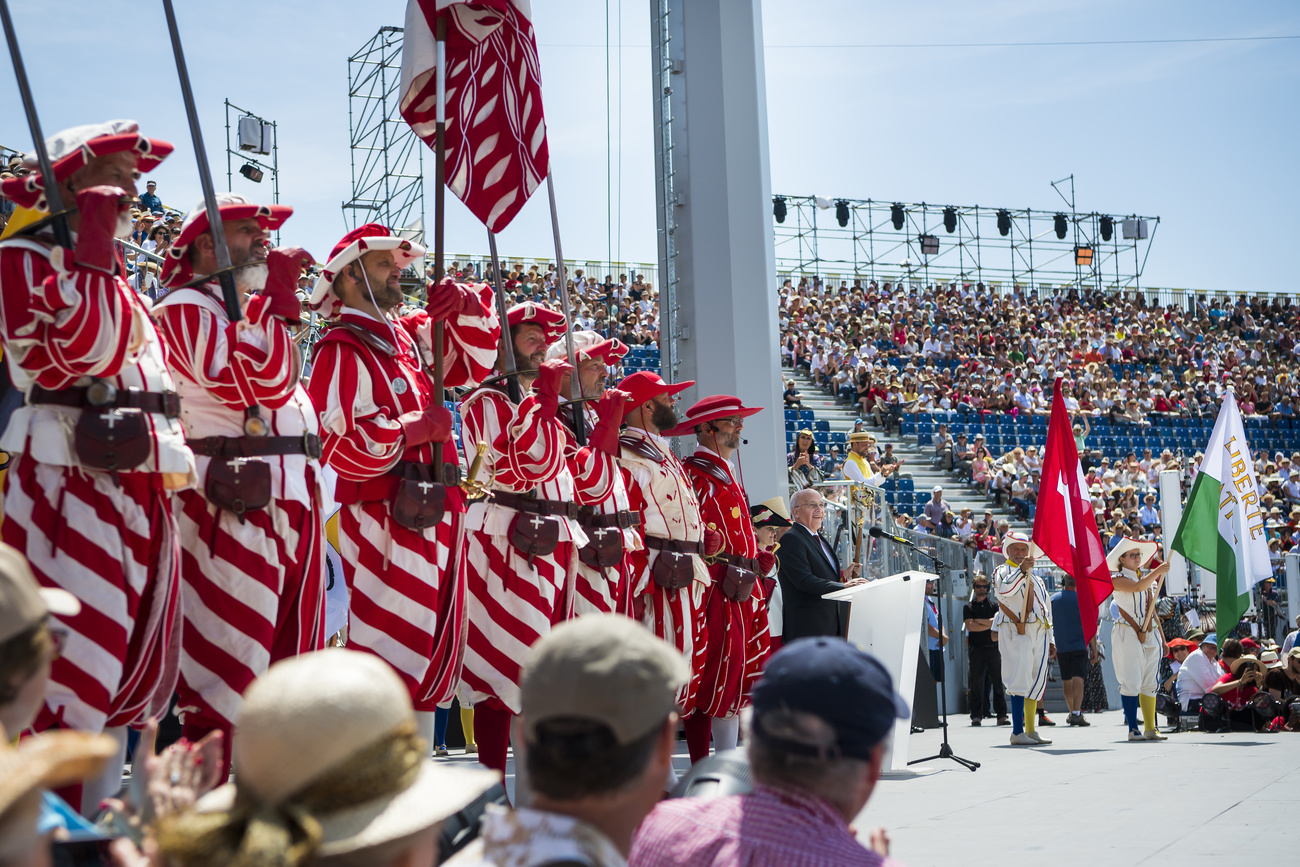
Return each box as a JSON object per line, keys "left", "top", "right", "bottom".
{"left": 908, "top": 547, "right": 980, "bottom": 772}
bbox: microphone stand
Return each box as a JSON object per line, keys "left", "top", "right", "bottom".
{"left": 907, "top": 544, "right": 980, "bottom": 772}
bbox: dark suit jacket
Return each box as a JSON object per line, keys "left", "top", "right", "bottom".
{"left": 778, "top": 522, "right": 851, "bottom": 641}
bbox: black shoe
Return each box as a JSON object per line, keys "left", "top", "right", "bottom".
{"left": 1038, "top": 714, "right": 1056, "bottom": 727}
{"left": 910, "top": 725, "right": 925, "bottom": 734}
{"left": 970, "top": 718, "right": 982, "bottom": 726}
{"left": 1067, "top": 712, "right": 1091, "bottom": 727}
{"left": 996, "top": 716, "right": 1011, "bottom": 726}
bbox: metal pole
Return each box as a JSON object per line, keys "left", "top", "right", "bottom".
{"left": 487, "top": 231, "right": 521, "bottom": 403}
{"left": 161, "top": 0, "right": 241, "bottom": 321}
{"left": 0, "top": 0, "right": 71, "bottom": 249}
{"left": 431, "top": 18, "right": 446, "bottom": 400}
{"left": 546, "top": 171, "right": 586, "bottom": 444}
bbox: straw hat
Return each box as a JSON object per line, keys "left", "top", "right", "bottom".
{"left": 1106, "top": 536, "right": 1159, "bottom": 572}
{"left": 168, "top": 650, "right": 496, "bottom": 863}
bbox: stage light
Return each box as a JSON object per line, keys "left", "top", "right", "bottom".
{"left": 240, "top": 163, "right": 264, "bottom": 183}
{"left": 1099, "top": 215, "right": 1113, "bottom": 242}
{"left": 919, "top": 234, "right": 939, "bottom": 256}
{"left": 773, "top": 196, "right": 787, "bottom": 223}
{"left": 1122, "top": 219, "right": 1148, "bottom": 240}
{"left": 996, "top": 209, "right": 1011, "bottom": 236}
{"left": 1054, "top": 213, "right": 1068, "bottom": 239}
{"left": 1075, "top": 246, "right": 1093, "bottom": 267}
{"left": 891, "top": 203, "right": 905, "bottom": 230}
{"left": 835, "top": 199, "right": 850, "bottom": 228}
{"left": 943, "top": 207, "right": 956, "bottom": 234}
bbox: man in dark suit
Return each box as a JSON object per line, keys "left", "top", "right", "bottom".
{"left": 778, "top": 488, "right": 865, "bottom": 640}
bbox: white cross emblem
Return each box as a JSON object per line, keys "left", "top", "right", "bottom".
{"left": 417, "top": 480, "right": 435, "bottom": 495}
{"left": 1057, "top": 472, "right": 1075, "bottom": 546}
{"left": 229, "top": 459, "right": 244, "bottom": 475}
{"left": 104, "top": 413, "right": 119, "bottom": 430}
{"left": 530, "top": 514, "right": 548, "bottom": 531}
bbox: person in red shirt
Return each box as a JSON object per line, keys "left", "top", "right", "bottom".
{"left": 1209, "top": 653, "right": 1262, "bottom": 731}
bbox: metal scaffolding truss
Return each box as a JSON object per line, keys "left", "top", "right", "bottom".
{"left": 772, "top": 196, "right": 1159, "bottom": 295}
{"left": 342, "top": 26, "right": 425, "bottom": 249}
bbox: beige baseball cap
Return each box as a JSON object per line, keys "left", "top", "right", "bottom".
{"left": 0, "top": 543, "right": 79, "bottom": 644}
{"left": 522, "top": 614, "right": 688, "bottom": 745}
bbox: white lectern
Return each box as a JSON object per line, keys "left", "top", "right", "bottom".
{"left": 823, "top": 570, "right": 932, "bottom": 771}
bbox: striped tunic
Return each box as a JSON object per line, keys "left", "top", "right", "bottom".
{"left": 568, "top": 404, "right": 639, "bottom": 616}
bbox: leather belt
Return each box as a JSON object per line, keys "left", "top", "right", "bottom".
{"left": 493, "top": 490, "right": 578, "bottom": 520}
{"left": 715, "top": 551, "right": 760, "bottom": 572}
{"left": 577, "top": 508, "right": 640, "bottom": 530}
{"left": 389, "top": 459, "right": 461, "bottom": 487}
{"left": 31, "top": 383, "right": 181, "bottom": 419}
{"left": 190, "top": 433, "right": 322, "bottom": 460}
{"left": 643, "top": 535, "right": 705, "bottom": 555}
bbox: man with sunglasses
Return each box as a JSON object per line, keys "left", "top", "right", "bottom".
{"left": 963, "top": 573, "right": 1008, "bottom": 726}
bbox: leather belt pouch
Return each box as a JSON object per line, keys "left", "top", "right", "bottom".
{"left": 206, "top": 457, "right": 272, "bottom": 522}
{"left": 509, "top": 512, "right": 560, "bottom": 564}
{"left": 721, "top": 564, "right": 758, "bottom": 602}
{"left": 578, "top": 528, "right": 625, "bottom": 569}
{"left": 651, "top": 550, "right": 695, "bottom": 591}
{"left": 74, "top": 408, "right": 151, "bottom": 475}
{"left": 391, "top": 463, "right": 446, "bottom": 531}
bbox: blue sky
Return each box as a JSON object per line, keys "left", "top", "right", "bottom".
{"left": 2, "top": 1, "right": 1296, "bottom": 291}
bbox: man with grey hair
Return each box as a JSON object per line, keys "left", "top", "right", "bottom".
{"left": 630, "top": 637, "right": 908, "bottom": 866}
{"left": 777, "top": 488, "right": 865, "bottom": 641}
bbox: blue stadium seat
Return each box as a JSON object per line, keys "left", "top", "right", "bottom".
{"left": 814, "top": 420, "right": 830, "bottom": 432}
{"left": 831, "top": 431, "right": 847, "bottom": 444}
{"left": 798, "top": 410, "right": 815, "bottom": 423}
{"left": 784, "top": 409, "right": 799, "bottom": 422}
{"left": 898, "top": 478, "right": 914, "bottom": 493}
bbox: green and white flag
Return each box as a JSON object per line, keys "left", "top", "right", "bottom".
{"left": 1171, "top": 391, "right": 1272, "bottom": 640}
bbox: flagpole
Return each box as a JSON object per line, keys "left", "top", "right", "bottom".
{"left": 487, "top": 231, "right": 522, "bottom": 404}
{"left": 430, "top": 16, "right": 446, "bottom": 402}
{"left": 546, "top": 171, "right": 585, "bottom": 444}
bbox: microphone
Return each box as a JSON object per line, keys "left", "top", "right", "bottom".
{"left": 869, "top": 526, "right": 916, "bottom": 547}
{"left": 741, "top": 438, "right": 749, "bottom": 444}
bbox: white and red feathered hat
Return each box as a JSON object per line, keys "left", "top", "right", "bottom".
{"left": 507, "top": 301, "right": 567, "bottom": 344}
{"left": 309, "top": 223, "right": 426, "bottom": 317}
{"left": 160, "top": 193, "right": 293, "bottom": 288}
{"left": 662, "top": 394, "right": 763, "bottom": 438}
{"left": 0, "top": 120, "right": 172, "bottom": 210}
{"left": 544, "top": 329, "right": 628, "bottom": 364}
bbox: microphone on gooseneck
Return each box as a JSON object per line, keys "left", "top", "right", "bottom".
{"left": 741, "top": 438, "right": 749, "bottom": 445}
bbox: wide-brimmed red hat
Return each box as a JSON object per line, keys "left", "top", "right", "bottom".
{"left": 662, "top": 394, "right": 762, "bottom": 437}
{"left": 1165, "top": 638, "right": 1197, "bottom": 657}
{"left": 617, "top": 371, "right": 694, "bottom": 419}
{"left": 309, "top": 223, "right": 425, "bottom": 317}
{"left": 0, "top": 119, "right": 172, "bottom": 210}
{"left": 161, "top": 193, "right": 294, "bottom": 288}
{"left": 544, "top": 330, "right": 628, "bottom": 364}
{"left": 507, "top": 302, "right": 567, "bottom": 344}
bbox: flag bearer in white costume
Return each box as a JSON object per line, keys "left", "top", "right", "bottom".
{"left": 992, "top": 532, "right": 1056, "bottom": 745}
{"left": 1107, "top": 536, "right": 1170, "bottom": 741}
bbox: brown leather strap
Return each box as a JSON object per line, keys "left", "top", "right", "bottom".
{"left": 493, "top": 490, "right": 579, "bottom": 519}
{"left": 31, "top": 383, "right": 181, "bottom": 418}
{"left": 387, "top": 459, "right": 460, "bottom": 487}
{"left": 715, "top": 551, "right": 760, "bottom": 572}
{"left": 189, "top": 434, "right": 322, "bottom": 460}
{"left": 643, "top": 535, "right": 704, "bottom": 555}
{"left": 577, "top": 509, "right": 640, "bottom": 530}
{"left": 1117, "top": 606, "right": 1148, "bottom": 643}
{"left": 998, "top": 601, "right": 1027, "bottom": 636}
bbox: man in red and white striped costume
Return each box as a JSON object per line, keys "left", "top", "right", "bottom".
{"left": 152, "top": 194, "right": 325, "bottom": 765}
{"left": 668, "top": 394, "right": 773, "bottom": 762}
{"left": 0, "top": 121, "right": 195, "bottom": 813}
{"left": 459, "top": 302, "right": 585, "bottom": 777}
{"left": 305, "top": 223, "right": 499, "bottom": 748}
{"left": 617, "top": 372, "right": 724, "bottom": 719}
{"left": 545, "top": 330, "right": 640, "bottom": 616}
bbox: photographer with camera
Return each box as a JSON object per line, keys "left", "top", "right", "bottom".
{"left": 1207, "top": 653, "right": 1263, "bottom": 732}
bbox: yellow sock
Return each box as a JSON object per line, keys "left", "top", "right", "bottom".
{"left": 1138, "top": 694, "right": 1156, "bottom": 732}
{"left": 460, "top": 706, "right": 476, "bottom": 746}
{"left": 1024, "top": 698, "right": 1037, "bottom": 734}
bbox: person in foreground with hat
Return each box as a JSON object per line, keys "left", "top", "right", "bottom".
{"left": 153, "top": 194, "right": 326, "bottom": 770}
{"left": 459, "top": 302, "right": 587, "bottom": 780}
{"left": 617, "top": 372, "right": 723, "bottom": 739}
{"left": 992, "top": 533, "right": 1055, "bottom": 745}
{"left": 1107, "top": 537, "right": 1170, "bottom": 741}
{"left": 448, "top": 615, "right": 684, "bottom": 867}
{"left": 545, "top": 331, "right": 639, "bottom": 616}
{"left": 751, "top": 497, "right": 792, "bottom": 652}
{"left": 0, "top": 119, "right": 196, "bottom": 814}
{"left": 843, "top": 431, "right": 896, "bottom": 486}
{"left": 668, "top": 395, "right": 772, "bottom": 763}
{"left": 306, "top": 223, "right": 500, "bottom": 755}
{"left": 148, "top": 650, "right": 497, "bottom": 867}
{"left": 629, "top": 637, "right": 907, "bottom": 867}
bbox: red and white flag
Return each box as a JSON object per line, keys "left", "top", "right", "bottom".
{"left": 400, "top": 0, "right": 548, "bottom": 233}
{"left": 1032, "top": 378, "right": 1113, "bottom": 644}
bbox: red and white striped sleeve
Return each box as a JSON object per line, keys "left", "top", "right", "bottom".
{"left": 462, "top": 390, "right": 567, "bottom": 490}
{"left": 570, "top": 446, "right": 618, "bottom": 504}
{"left": 0, "top": 245, "right": 135, "bottom": 389}
{"left": 154, "top": 293, "right": 298, "bottom": 410}
{"left": 404, "top": 282, "right": 500, "bottom": 387}
{"left": 306, "top": 340, "right": 403, "bottom": 481}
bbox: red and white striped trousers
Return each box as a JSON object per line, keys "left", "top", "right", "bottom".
{"left": 571, "top": 556, "right": 631, "bottom": 618}
{"left": 634, "top": 574, "right": 707, "bottom": 716}
{"left": 338, "top": 502, "right": 466, "bottom": 712}
{"left": 173, "top": 490, "right": 326, "bottom": 731}
{"left": 693, "top": 568, "right": 771, "bottom": 720}
{"left": 3, "top": 455, "right": 180, "bottom": 733}
{"left": 461, "top": 529, "right": 575, "bottom": 714}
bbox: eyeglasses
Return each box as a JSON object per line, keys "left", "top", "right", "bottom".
{"left": 48, "top": 626, "right": 68, "bottom": 660}
{"left": 796, "top": 503, "right": 826, "bottom": 513}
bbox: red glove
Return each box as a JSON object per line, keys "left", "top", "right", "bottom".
{"left": 397, "top": 406, "right": 453, "bottom": 447}
{"left": 703, "top": 527, "right": 725, "bottom": 557}
{"left": 262, "top": 246, "right": 313, "bottom": 321}
{"left": 588, "top": 388, "right": 629, "bottom": 457}
{"left": 757, "top": 549, "right": 777, "bottom": 575}
{"left": 425, "top": 277, "right": 479, "bottom": 323}
{"left": 533, "top": 358, "right": 573, "bottom": 420}
{"left": 74, "top": 185, "right": 130, "bottom": 272}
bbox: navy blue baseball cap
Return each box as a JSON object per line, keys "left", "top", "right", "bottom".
{"left": 752, "top": 637, "right": 910, "bottom": 760}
